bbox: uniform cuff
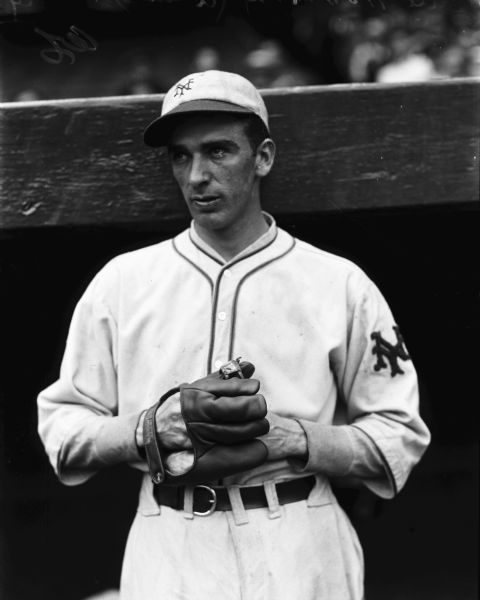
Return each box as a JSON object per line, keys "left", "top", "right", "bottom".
{"left": 95, "top": 412, "right": 146, "bottom": 466}
{"left": 290, "top": 421, "right": 355, "bottom": 477}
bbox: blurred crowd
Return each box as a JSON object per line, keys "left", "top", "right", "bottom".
{"left": 243, "top": 0, "right": 480, "bottom": 87}
{"left": 327, "top": 1, "right": 480, "bottom": 82}
{"left": 113, "top": 1, "right": 480, "bottom": 95}
{"left": 3, "top": 0, "right": 480, "bottom": 102}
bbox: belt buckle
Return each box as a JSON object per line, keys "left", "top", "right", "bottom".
{"left": 193, "top": 485, "right": 218, "bottom": 516}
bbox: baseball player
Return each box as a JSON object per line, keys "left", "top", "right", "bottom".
{"left": 37, "top": 70, "right": 430, "bottom": 599}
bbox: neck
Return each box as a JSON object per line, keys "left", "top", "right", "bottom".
{"left": 195, "top": 210, "right": 269, "bottom": 262}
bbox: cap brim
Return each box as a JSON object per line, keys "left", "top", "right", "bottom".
{"left": 143, "top": 99, "right": 262, "bottom": 147}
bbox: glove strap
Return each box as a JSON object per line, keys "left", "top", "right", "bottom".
{"left": 143, "top": 386, "right": 180, "bottom": 485}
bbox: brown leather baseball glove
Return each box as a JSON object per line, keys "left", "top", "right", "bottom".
{"left": 143, "top": 360, "right": 269, "bottom": 485}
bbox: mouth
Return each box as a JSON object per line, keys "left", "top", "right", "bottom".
{"left": 190, "top": 195, "right": 220, "bottom": 209}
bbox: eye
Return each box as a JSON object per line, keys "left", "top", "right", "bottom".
{"left": 169, "top": 150, "right": 189, "bottom": 164}
{"left": 210, "top": 147, "right": 226, "bottom": 159}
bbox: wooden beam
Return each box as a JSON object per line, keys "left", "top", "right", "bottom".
{"left": 0, "top": 78, "right": 478, "bottom": 230}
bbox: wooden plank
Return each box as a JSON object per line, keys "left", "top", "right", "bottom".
{"left": 0, "top": 78, "right": 478, "bottom": 230}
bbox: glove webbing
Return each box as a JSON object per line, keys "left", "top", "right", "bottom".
{"left": 143, "top": 386, "right": 180, "bottom": 485}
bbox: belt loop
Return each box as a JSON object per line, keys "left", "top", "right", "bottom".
{"left": 307, "top": 474, "right": 331, "bottom": 508}
{"left": 264, "top": 481, "right": 281, "bottom": 519}
{"left": 141, "top": 477, "right": 161, "bottom": 516}
{"left": 226, "top": 486, "right": 249, "bottom": 525}
{"left": 183, "top": 486, "right": 194, "bottom": 520}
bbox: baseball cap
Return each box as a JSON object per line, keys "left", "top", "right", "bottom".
{"left": 143, "top": 70, "right": 269, "bottom": 147}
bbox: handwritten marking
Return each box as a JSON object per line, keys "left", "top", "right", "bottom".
{"left": 90, "top": 0, "right": 428, "bottom": 10}
{"left": 34, "top": 25, "right": 98, "bottom": 65}
{"left": 310, "top": 0, "right": 409, "bottom": 8}
{"left": 190, "top": 0, "right": 431, "bottom": 9}
{"left": 20, "top": 200, "right": 42, "bottom": 216}
{"left": 0, "top": 0, "right": 440, "bottom": 24}
{"left": 206, "top": 0, "right": 432, "bottom": 9}
{"left": 1, "top": 0, "right": 435, "bottom": 19}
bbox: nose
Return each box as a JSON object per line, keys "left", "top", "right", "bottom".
{"left": 188, "top": 154, "right": 210, "bottom": 188}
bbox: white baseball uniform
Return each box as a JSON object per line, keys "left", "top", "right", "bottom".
{"left": 38, "top": 213, "right": 430, "bottom": 599}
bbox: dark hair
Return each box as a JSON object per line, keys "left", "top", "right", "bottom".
{"left": 240, "top": 114, "right": 271, "bottom": 152}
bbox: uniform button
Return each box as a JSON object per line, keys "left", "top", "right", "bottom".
{"left": 218, "top": 311, "right": 227, "bottom": 321}
{"left": 224, "top": 269, "right": 232, "bottom": 278}
{"left": 214, "top": 360, "right": 223, "bottom": 369}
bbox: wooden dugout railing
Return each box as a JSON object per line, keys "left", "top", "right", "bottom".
{"left": 0, "top": 77, "right": 478, "bottom": 231}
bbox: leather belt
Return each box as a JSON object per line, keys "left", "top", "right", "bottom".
{"left": 153, "top": 475, "right": 315, "bottom": 516}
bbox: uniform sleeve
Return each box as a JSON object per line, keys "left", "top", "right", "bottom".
{"left": 37, "top": 260, "right": 145, "bottom": 486}
{"left": 291, "top": 421, "right": 388, "bottom": 481}
{"left": 340, "top": 272, "right": 430, "bottom": 497}
{"left": 297, "top": 270, "right": 430, "bottom": 499}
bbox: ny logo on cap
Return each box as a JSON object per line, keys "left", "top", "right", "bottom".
{"left": 371, "top": 326, "right": 411, "bottom": 377}
{"left": 174, "top": 78, "right": 194, "bottom": 97}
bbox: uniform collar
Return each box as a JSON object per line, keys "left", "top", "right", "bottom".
{"left": 189, "top": 212, "right": 277, "bottom": 265}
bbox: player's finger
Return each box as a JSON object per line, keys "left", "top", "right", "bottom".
{"left": 191, "top": 419, "right": 270, "bottom": 444}
{"left": 185, "top": 377, "right": 260, "bottom": 397}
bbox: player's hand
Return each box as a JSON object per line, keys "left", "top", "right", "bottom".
{"left": 154, "top": 392, "right": 192, "bottom": 451}
{"left": 261, "top": 411, "right": 308, "bottom": 460}
{"left": 164, "top": 450, "right": 195, "bottom": 475}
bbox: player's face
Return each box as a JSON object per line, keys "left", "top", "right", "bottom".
{"left": 168, "top": 114, "right": 266, "bottom": 234}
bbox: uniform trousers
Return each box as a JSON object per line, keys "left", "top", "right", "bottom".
{"left": 120, "top": 475, "right": 364, "bottom": 600}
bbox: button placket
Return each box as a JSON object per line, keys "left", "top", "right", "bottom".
{"left": 211, "top": 267, "right": 236, "bottom": 372}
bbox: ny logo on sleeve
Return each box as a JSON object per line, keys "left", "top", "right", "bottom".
{"left": 371, "top": 326, "right": 411, "bottom": 377}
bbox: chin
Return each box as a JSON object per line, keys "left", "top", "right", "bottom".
{"left": 193, "top": 211, "right": 232, "bottom": 232}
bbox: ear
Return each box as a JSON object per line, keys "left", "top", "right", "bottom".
{"left": 254, "top": 138, "right": 276, "bottom": 178}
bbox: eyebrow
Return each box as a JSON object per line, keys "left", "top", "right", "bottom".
{"left": 203, "top": 139, "right": 240, "bottom": 150}
{"left": 168, "top": 139, "right": 240, "bottom": 153}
